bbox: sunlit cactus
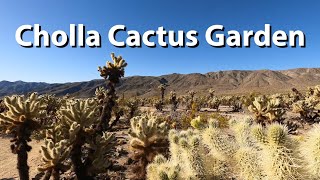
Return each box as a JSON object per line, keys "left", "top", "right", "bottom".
{"left": 97, "top": 53, "right": 128, "bottom": 131}
{"left": 129, "top": 113, "right": 169, "bottom": 179}
{"left": 266, "top": 97, "right": 286, "bottom": 123}
{"left": 146, "top": 155, "right": 179, "bottom": 180}
{"left": 98, "top": 52, "right": 127, "bottom": 84}
{"left": 0, "top": 93, "right": 46, "bottom": 180}
{"left": 234, "top": 147, "right": 264, "bottom": 180}
{"left": 292, "top": 99, "right": 318, "bottom": 122}
{"left": 86, "top": 132, "right": 115, "bottom": 175}
{"left": 248, "top": 96, "right": 269, "bottom": 124}
{"left": 59, "top": 99, "right": 99, "bottom": 130}
{"left": 300, "top": 124, "right": 320, "bottom": 179}
{"left": 201, "top": 119, "right": 237, "bottom": 160}
{"left": 38, "top": 128, "right": 71, "bottom": 180}
{"left": 252, "top": 123, "right": 304, "bottom": 180}
{"left": 58, "top": 98, "right": 108, "bottom": 179}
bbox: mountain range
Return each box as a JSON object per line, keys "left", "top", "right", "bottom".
{"left": 1, "top": 68, "right": 320, "bottom": 98}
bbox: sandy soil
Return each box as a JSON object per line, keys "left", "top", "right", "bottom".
{"left": 0, "top": 137, "right": 43, "bottom": 179}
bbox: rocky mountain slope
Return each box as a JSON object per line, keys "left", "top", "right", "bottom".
{"left": 1, "top": 68, "right": 319, "bottom": 98}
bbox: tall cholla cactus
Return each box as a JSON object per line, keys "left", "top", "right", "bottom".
{"left": 0, "top": 93, "right": 46, "bottom": 180}
{"left": 58, "top": 99, "right": 114, "bottom": 179}
{"left": 38, "top": 127, "right": 71, "bottom": 180}
{"left": 97, "top": 53, "right": 127, "bottom": 131}
{"left": 251, "top": 123, "right": 304, "bottom": 180}
{"left": 98, "top": 52, "right": 127, "bottom": 84}
{"left": 129, "top": 113, "right": 168, "bottom": 179}
{"left": 300, "top": 124, "right": 320, "bottom": 179}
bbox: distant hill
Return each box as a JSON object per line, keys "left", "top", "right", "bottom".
{"left": 1, "top": 68, "right": 320, "bottom": 98}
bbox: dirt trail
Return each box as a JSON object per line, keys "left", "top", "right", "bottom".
{"left": 0, "top": 137, "right": 42, "bottom": 179}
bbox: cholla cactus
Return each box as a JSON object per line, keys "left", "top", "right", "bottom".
{"left": 208, "top": 89, "right": 215, "bottom": 99}
{"left": 95, "top": 86, "right": 107, "bottom": 104}
{"left": 300, "top": 124, "right": 320, "bottom": 179}
{"left": 38, "top": 128, "right": 71, "bottom": 180}
{"left": 169, "top": 91, "right": 178, "bottom": 111}
{"left": 248, "top": 96, "right": 269, "bottom": 124}
{"left": 0, "top": 99, "right": 7, "bottom": 113}
{"left": 234, "top": 147, "right": 263, "bottom": 180}
{"left": 188, "top": 90, "right": 196, "bottom": 101}
{"left": 266, "top": 97, "right": 286, "bottom": 123}
{"left": 252, "top": 123, "right": 304, "bottom": 180}
{"left": 158, "top": 84, "right": 167, "bottom": 103}
{"left": 59, "top": 99, "right": 98, "bottom": 131}
{"left": 208, "top": 97, "right": 221, "bottom": 111}
{"left": 148, "top": 127, "right": 228, "bottom": 180}
{"left": 124, "top": 98, "right": 140, "bottom": 120}
{"left": 190, "top": 116, "right": 207, "bottom": 130}
{"left": 292, "top": 99, "right": 318, "bottom": 122}
{"left": 86, "top": 132, "right": 115, "bottom": 175}
{"left": 248, "top": 96, "right": 286, "bottom": 124}
{"left": 146, "top": 155, "right": 179, "bottom": 180}
{"left": 153, "top": 98, "right": 163, "bottom": 111}
{"left": 0, "top": 93, "right": 46, "bottom": 180}
{"left": 58, "top": 99, "right": 115, "bottom": 179}
{"left": 129, "top": 113, "right": 169, "bottom": 179}
{"left": 97, "top": 53, "right": 128, "bottom": 131}
{"left": 202, "top": 120, "right": 237, "bottom": 161}
{"left": 98, "top": 53, "right": 127, "bottom": 84}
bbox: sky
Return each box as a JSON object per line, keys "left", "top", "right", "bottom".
{"left": 0, "top": 0, "right": 320, "bottom": 83}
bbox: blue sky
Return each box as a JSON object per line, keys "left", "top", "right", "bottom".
{"left": 0, "top": 0, "right": 319, "bottom": 83}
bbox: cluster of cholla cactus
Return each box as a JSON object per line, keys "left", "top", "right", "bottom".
{"left": 0, "top": 93, "right": 46, "bottom": 180}
{"left": 147, "top": 116, "right": 320, "bottom": 180}
{"left": 179, "top": 90, "right": 197, "bottom": 110}
{"left": 128, "top": 113, "right": 168, "bottom": 179}
{"left": 248, "top": 95, "right": 286, "bottom": 124}
{"left": 37, "top": 127, "right": 71, "bottom": 180}
{"left": 291, "top": 85, "right": 320, "bottom": 122}
{"left": 0, "top": 53, "right": 127, "bottom": 180}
